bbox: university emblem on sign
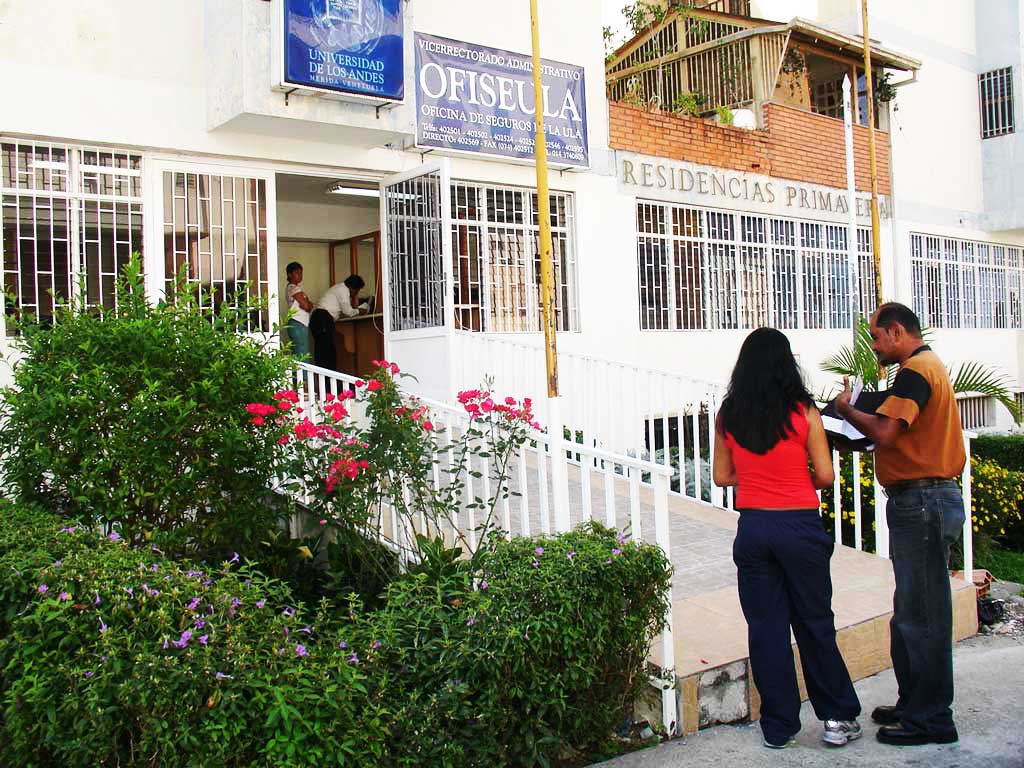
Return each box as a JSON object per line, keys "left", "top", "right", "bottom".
{"left": 311, "top": 0, "right": 383, "bottom": 55}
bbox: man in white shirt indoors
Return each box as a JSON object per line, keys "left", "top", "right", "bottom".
{"left": 310, "top": 274, "right": 368, "bottom": 371}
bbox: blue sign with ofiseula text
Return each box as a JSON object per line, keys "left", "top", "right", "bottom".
{"left": 284, "top": 0, "right": 404, "bottom": 101}
{"left": 415, "top": 33, "right": 589, "bottom": 167}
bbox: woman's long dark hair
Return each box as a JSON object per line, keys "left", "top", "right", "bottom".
{"left": 718, "top": 327, "right": 813, "bottom": 455}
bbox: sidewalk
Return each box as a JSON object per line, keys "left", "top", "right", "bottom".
{"left": 596, "top": 634, "right": 1024, "bottom": 768}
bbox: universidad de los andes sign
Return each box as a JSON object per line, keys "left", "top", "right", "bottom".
{"left": 283, "top": 0, "right": 404, "bottom": 101}
{"left": 414, "top": 33, "right": 589, "bottom": 167}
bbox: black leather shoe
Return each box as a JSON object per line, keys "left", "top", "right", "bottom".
{"left": 876, "top": 725, "right": 959, "bottom": 746}
{"left": 871, "top": 705, "right": 903, "bottom": 725}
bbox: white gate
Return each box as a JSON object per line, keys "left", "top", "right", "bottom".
{"left": 379, "top": 159, "right": 454, "bottom": 403}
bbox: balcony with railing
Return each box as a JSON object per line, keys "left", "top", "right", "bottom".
{"left": 605, "top": 5, "right": 920, "bottom": 130}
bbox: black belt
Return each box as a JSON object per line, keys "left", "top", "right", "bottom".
{"left": 884, "top": 477, "right": 955, "bottom": 496}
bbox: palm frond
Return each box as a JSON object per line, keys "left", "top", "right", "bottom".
{"left": 951, "top": 361, "right": 1022, "bottom": 424}
{"left": 819, "top": 317, "right": 891, "bottom": 390}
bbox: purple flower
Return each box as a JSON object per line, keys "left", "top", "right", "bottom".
{"left": 108, "top": 531, "right": 121, "bottom": 542}
{"left": 150, "top": 563, "right": 159, "bottom": 572}
{"left": 162, "top": 638, "right": 169, "bottom": 650}
{"left": 338, "top": 640, "right": 348, "bottom": 650}
{"left": 125, "top": 587, "right": 134, "bottom": 598}
{"left": 295, "top": 644, "right": 308, "bottom": 657}
{"left": 58, "top": 592, "right": 70, "bottom": 602}
{"left": 187, "top": 596, "right": 201, "bottom": 610}
{"left": 532, "top": 559, "right": 540, "bottom": 568}
{"left": 84, "top": 671, "right": 94, "bottom": 679}
{"left": 534, "top": 546, "right": 544, "bottom": 556}
{"left": 58, "top": 525, "right": 77, "bottom": 534}
{"left": 202, "top": 580, "right": 212, "bottom": 587}
{"left": 466, "top": 617, "right": 476, "bottom": 627}
{"left": 99, "top": 619, "right": 108, "bottom": 635}
{"left": 282, "top": 607, "right": 295, "bottom": 618}
{"left": 566, "top": 549, "right": 576, "bottom": 561}
{"left": 172, "top": 630, "right": 192, "bottom": 649}
{"left": 299, "top": 626, "right": 313, "bottom": 635}
{"left": 256, "top": 599, "right": 266, "bottom": 609}
{"left": 347, "top": 652, "right": 360, "bottom": 664}
{"left": 231, "top": 598, "right": 241, "bottom": 609}
{"left": 53, "top": 560, "right": 62, "bottom": 569}
{"left": 199, "top": 635, "right": 209, "bottom": 646}
{"left": 215, "top": 672, "right": 233, "bottom": 680}
{"left": 194, "top": 619, "right": 206, "bottom": 630}
{"left": 94, "top": 593, "right": 101, "bottom": 606}
{"left": 612, "top": 548, "right": 622, "bottom": 557}
{"left": 37, "top": 584, "right": 48, "bottom": 595}
{"left": 371, "top": 640, "right": 382, "bottom": 649}
{"left": 479, "top": 580, "right": 489, "bottom": 590}
{"left": 228, "top": 552, "right": 240, "bottom": 565}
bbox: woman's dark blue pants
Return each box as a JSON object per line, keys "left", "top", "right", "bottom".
{"left": 733, "top": 508, "right": 861, "bottom": 743}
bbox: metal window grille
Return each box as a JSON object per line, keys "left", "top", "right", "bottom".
{"left": 637, "top": 201, "right": 872, "bottom": 331}
{"left": 2, "top": 139, "right": 143, "bottom": 335}
{"left": 450, "top": 181, "right": 578, "bottom": 333}
{"left": 387, "top": 172, "right": 445, "bottom": 331}
{"left": 856, "top": 228, "right": 877, "bottom": 317}
{"left": 162, "top": 171, "right": 269, "bottom": 332}
{"left": 910, "top": 232, "right": 1024, "bottom": 329}
{"left": 979, "top": 67, "right": 1015, "bottom": 139}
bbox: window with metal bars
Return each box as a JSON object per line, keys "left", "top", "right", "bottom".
{"left": 2, "top": 139, "right": 143, "bottom": 335}
{"left": 636, "top": 201, "right": 874, "bottom": 331}
{"left": 450, "top": 181, "right": 578, "bottom": 333}
{"left": 161, "top": 171, "right": 271, "bottom": 333}
{"left": 910, "top": 232, "right": 1023, "bottom": 329}
{"left": 979, "top": 67, "right": 1015, "bottom": 139}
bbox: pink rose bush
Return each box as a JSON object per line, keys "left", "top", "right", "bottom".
{"left": 245, "top": 362, "right": 542, "bottom": 567}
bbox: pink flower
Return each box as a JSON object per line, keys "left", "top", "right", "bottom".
{"left": 354, "top": 380, "right": 365, "bottom": 388}
{"left": 319, "top": 519, "right": 327, "bottom": 526}
{"left": 295, "top": 644, "right": 308, "bottom": 657}
{"left": 58, "top": 592, "right": 70, "bottom": 602}
{"left": 367, "top": 379, "right": 383, "bottom": 392}
{"left": 37, "top": 584, "right": 48, "bottom": 594}
{"left": 422, "top": 420, "right": 434, "bottom": 431}
{"left": 251, "top": 416, "right": 265, "bottom": 426}
{"left": 278, "top": 435, "right": 290, "bottom": 445}
{"left": 389, "top": 363, "right": 400, "bottom": 374}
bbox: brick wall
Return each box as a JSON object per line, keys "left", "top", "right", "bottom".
{"left": 608, "top": 101, "right": 891, "bottom": 195}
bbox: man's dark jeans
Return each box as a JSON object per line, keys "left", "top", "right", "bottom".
{"left": 886, "top": 481, "right": 965, "bottom": 735}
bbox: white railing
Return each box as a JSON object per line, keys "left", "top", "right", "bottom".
{"left": 452, "top": 333, "right": 976, "bottom": 580}
{"left": 291, "top": 361, "right": 680, "bottom": 736}
{"left": 454, "top": 330, "right": 727, "bottom": 508}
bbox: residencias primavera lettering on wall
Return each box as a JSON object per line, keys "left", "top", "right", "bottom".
{"left": 620, "top": 157, "right": 891, "bottom": 220}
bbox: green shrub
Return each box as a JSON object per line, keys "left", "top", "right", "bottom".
{"left": 0, "top": 257, "right": 291, "bottom": 562}
{"left": 0, "top": 507, "right": 672, "bottom": 768}
{"left": 973, "top": 433, "right": 1024, "bottom": 473}
{"left": 351, "top": 523, "right": 673, "bottom": 767}
{"left": 819, "top": 453, "right": 1024, "bottom": 556}
{"left": 0, "top": 503, "right": 386, "bottom": 768}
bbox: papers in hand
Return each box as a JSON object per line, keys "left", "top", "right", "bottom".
{"left": 820, "top": 376, "right": 877, "bottom": 451}
{"left": 820, "top": 414, "right": 867, "bottom": 443}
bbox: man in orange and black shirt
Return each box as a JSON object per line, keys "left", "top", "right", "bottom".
{"left": 836, "top": 302, "right": 965, "bottom": 747}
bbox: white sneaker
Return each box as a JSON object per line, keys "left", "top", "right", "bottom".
{"left": 822, "top": 719, "right": 862, "bottom": 746}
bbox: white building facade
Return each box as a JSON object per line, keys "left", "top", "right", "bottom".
{"left": 752, "top": 0, "right": 1024, "bottom": 429}
{"left": 1, "top": 0, "right": 1020, "bottom": 438}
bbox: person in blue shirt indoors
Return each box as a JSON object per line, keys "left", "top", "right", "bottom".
{"left": 309, "top": 274, "right": 368, "bottom": 371}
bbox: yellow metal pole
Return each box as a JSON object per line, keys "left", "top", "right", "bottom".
{"left": 861, "top": 0, "right": 883, "bottom": 307}
{"left": 530, "top": 0, "right": 559, "bottom": 398}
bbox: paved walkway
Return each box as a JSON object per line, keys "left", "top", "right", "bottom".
{"left": 596, "top": 634, "right": 1024, "bottom": 768}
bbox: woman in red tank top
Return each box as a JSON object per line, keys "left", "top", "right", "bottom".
{"left": 713, "top": 328, "right": 861, "bottom": 749}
